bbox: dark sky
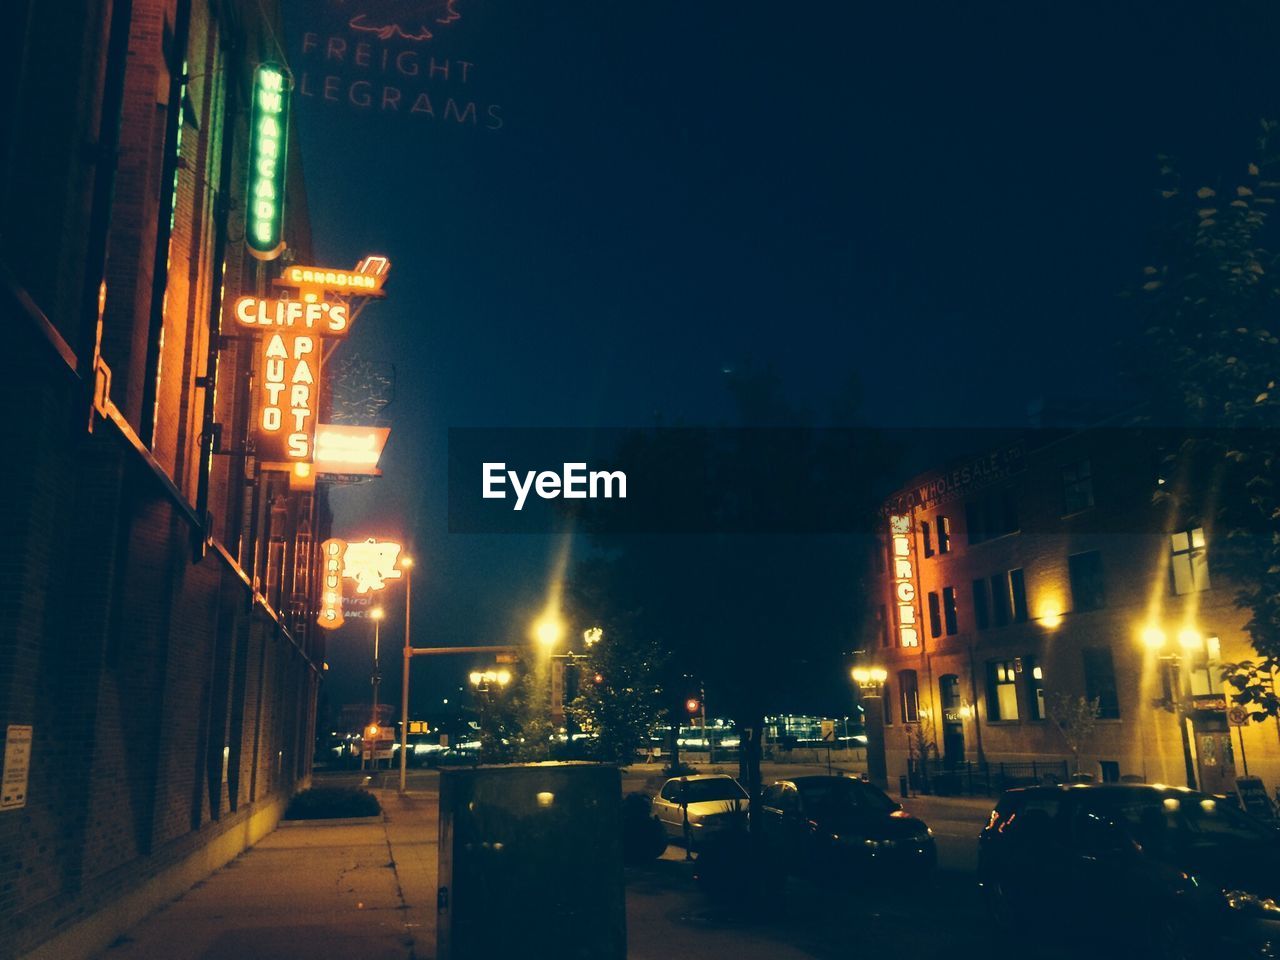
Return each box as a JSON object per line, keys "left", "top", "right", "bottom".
{"left": 281, "top": 0, "right": 1278, "bottom": 716}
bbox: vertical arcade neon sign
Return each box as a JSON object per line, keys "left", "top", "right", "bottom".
{"left": 889, "top": 514, "right": 920, "bottom": 647}
{"left": 247, "top": 62, "right": 289, "bottom": 260}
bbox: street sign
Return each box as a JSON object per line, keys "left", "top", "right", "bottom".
{"left": 1228, "top": 705, "right": 1249, "bottom": 727}
{"left": 408, "top": 721, "right": 429, "bottom": 734}
{"left": 821, "top": 720, "right": 836, "bottom": 742}
{"left": 1236, "top": 776, "right": 1276, "bottom": 820}
{"left": 2, "top": 724, "right": 33, "bottom": 810}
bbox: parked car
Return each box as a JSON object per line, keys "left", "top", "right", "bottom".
{"left": 756, "top": 775, "right": 936, "bottom": 880}
{"left": 651, "top": 774, "right": 749, "bottom": 843}
{"left": 979, "top": 784, "right": 1280, "bottom": 959}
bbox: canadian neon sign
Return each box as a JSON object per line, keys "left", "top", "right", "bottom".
{"left": 317, "top": 537, "right": 404, "bottom": 630}
{"left": 889, "top": 514, "right": 920, "bottom": 648}
{"left": 246, "top": 63, "right": 290, "bottom": 260}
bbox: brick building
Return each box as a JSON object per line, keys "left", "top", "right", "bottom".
{"left": 1, "top": 3, "right": 326, "bottom": 958}
{"left": 864, "top": 423, "right": 1277, "bottom": 799}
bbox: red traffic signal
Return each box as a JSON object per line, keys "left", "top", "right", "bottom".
{"left": 686, "top": 698, "right": 700, "bottom": 714}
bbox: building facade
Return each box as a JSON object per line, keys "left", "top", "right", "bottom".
{"left": 866, "top": 425, "right": 1276, "bottom": 798}
{"left": 1, "top": 3, "right": 326, "bottom": 958}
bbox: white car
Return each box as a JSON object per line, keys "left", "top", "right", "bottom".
{"left": 651, "top": 775, "right": 749, "bottom": 843}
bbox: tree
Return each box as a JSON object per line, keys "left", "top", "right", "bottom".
{"left": 565, "top": 624, "right": 667, "bottom": 766}
{"left": 567, "top": 368, "right": 896, "bottom": 823}
{"left": 1130, "top": 122, "right": 1280, "bottom": 717}
{"left": 1047, "top": 693, "right": 1101, "bottom": 775}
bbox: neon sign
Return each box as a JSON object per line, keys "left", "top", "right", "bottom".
{"left": 246, "top": 63, "right": 290, "bottom": 260}
{"left": 317, "top": 537, "right": 405, "bottom": 629}
{"left": 233, "top": 296, "right": 349, "bottom": 335}
{"left": 889, "top": 514, "right": 920, "bottom": 648}
{"left": 254, "top": 332, "right": 318, "bottom": 465}
{"left": 314, "top": 424, "right": 391, "bottom": 476}
{"left": 279, "top": 256, "right": 390, "bottom": 297}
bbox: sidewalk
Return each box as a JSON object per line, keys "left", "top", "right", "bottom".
{"left": 93, "top": 792, "right": 435, "bottom": 960}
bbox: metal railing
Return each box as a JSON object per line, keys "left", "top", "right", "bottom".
{"left": 909, "top": 758, "right": 1070, "bottom": 796}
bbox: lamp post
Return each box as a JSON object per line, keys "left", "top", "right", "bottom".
{"left": 534, "top": 613, "right": 565, "bottom": 735}
{"left": 370, "top": 607, "right": 385, "bottom": 766}
{"left": 852, "top": 665, "right": 889, "bottom": 790}
{"left": 398, "top": 556, "right": 413, "bottom": 794}
{"left": 1142, "top": 626, "right": 1199, "bottom": 790}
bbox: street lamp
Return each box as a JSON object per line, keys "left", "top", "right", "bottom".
{"left": 534, "top": 614, "right": 564, "bottom": 650}
{"left": 1141, "top": 624, "right": 1198, "bottom": 790}
{"left": 851, "top": 664, "right": 889, "bottom": 790}
{"left": 365, "top": 606, "right": 384, "bottom": 769}
{"left": 398, "top": 555, "right": 413, "bottom": 794}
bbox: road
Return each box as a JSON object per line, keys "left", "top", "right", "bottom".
{"left": 339, "top": 763, "right": 999, "bottom": 958}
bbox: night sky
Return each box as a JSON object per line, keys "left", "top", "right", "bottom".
{"left": 280, "top": 0, "right": 1279, "bottom": 715}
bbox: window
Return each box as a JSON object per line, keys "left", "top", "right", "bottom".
{"left": 1099, "top": 761, "right": 1120, "bottom": 784}
{"left": 937, "top": 515, "right": 952, "bottom": 554}
{"left": 942, "top": 586, "right": 958, "bottom": 636}
{"left": 972, "top": 579, "right": 990, "bottom": 630}
{"left": 967, "top": 489, "right": 1020, "bottom": 545}
{"left": 986, "top": 660, "right": 1020, "bottom": 721}
{"left": 899, "top": 670, "right": 920, "bottom": 724}
{"left": 1083, "top": 647, "right": 1120, "bottom": 719}
{"left": 1186, "top": 635, "right": 1223, "bottom": 697}
{"left": 922, "top": 521, "right": 934, "bottom": 558}
{"left": 1068, "top": 551, "right": 1106, "bottom": 611}
{"left": 1170, "top": 527, "right": 1210, "bottom": 595}
{"left": 991, "top": 573, "right": 1012, "bottom": 626}
{"left": 1026, "top": 657, "right": 1045, "bottom": 720}
{"left": 1062, "top": 459, "right": 1095, "bottom": 514}
{"left": 1009, "top": 568, "right": 1028, "bottom": 623}
{"left": 927, "top": 591, "right": 942, "bottom": 639}
{"left": 882, "top": 684, "right": 894, "bottom": 725}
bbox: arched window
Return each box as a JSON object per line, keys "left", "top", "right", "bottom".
{"left": 899, "top": 669, "right": 919, "bottom": 724}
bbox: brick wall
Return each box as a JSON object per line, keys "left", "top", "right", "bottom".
{"left": 0, "top": 1, "right": 324, "bottom": 957}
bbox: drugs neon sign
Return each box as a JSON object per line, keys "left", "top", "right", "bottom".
{"left": 247, "top": 63, "right": 290, "bottom": 260}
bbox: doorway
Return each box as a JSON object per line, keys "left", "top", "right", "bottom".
{"left": 939, "top": 674, "right": 965, "bottom": 768}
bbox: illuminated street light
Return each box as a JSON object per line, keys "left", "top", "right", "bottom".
{"left": 534, "top": 614, "right": 564, "bottom": 649}
{"left": 851, "top": 666, "right": 889, "bottom": 692}
{"left": 1139, "top": 624, "right": 1197, "bottom": 790}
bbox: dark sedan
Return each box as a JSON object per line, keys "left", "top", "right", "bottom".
{"left": 757, "top": 775, "right": 937, "bottom": 880}
{"left": 979, "top": 784, "right": 1280, "bottom": 959}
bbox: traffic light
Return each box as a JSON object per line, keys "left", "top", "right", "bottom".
{"left": 365, "top": 723, "right": 380, "bottom": 739}
{"left": 685, "top": 698, "right": 700, "bottom": 714}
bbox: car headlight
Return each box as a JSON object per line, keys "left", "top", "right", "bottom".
{"left": 1225, "top": 890, "right": 1280, "bottom": 916}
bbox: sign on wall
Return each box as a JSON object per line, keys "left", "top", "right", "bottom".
{"left": 252, "top": 331, "right": 320, "bottom": 466}
{"left": 1, "top": 724, "right": 33, "bottom": 811}
{"left": 314, "top": 423, "right": 391, "bottom": 475}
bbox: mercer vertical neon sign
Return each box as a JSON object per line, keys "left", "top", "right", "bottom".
{"left": 247, "top": 63, "right": 289, "bottom": 260}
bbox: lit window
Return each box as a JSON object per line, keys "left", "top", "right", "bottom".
{"left": 899, "top": 670, "right": 920, "bottom": 724}
{"left": 1170, "top": 528, "right": 1210, "bottom": 595}
{"left": 986, "top": 660, "right": 1020, "bottom": 721}
{"left": 937, "top": 515, "right": 952, "bottom": 554}
{"left": 1027, "top": 658, "right": 1045, "bottom": 720}
{"left": 942, "top": 586, "right": 958, "bottom": 636}
{"left": 1186, "top": 635, "right": 1223, "bottom": 697}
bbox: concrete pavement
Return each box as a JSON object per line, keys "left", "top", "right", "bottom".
{"left": 89, "top": 768, "right": 996, "bottom": 960}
